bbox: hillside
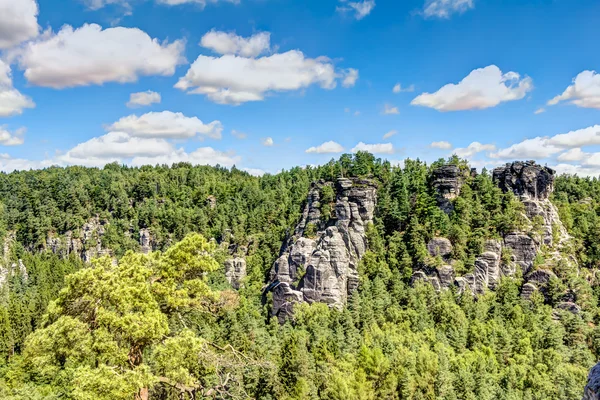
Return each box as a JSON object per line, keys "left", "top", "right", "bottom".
{"left": 1, "top": 153, "right": 600, "bottom": 399}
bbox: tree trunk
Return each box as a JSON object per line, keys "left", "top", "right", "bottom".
{"left": 135, "top": 387, "right": 149, "bottom": 400}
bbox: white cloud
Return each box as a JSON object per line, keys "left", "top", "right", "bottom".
{"left": 491, "top": 137, "right": 560, "bottom": 160}
{"left": 243, "top": 167, "right": 266, "bottom": 176}
{"left": 557, "top": 148, "right": 587, "bottom": 162}
{"left": 200, "top": 30, "right": 270, "bottom": 58}
{"left": 15, "top": 23, "right": 185, "bottom": 88}
{"left": 534, "top": 108, "right": 545, "bottom": 114}
{"left": 337, "top": 0, "right": 376, "bottom": 20}
{"left": 411, "top": 65, "right": 532, "bottom": 111}
{"left": 393, "top": 83, "right": 415, "bottom": 93}
{"left": 84, "top": 0, "right": 239, "bottom": 10}
{"left": 423, "top": 0, "right": 474, "bottom": 18}
{"left": 231, "top": 130, "right": 247, "bottom": 139}
{"left": 351, "top": 142, "right": 394, "bottom": 154}
{"left": 59, "top": 131, "right": 239, "bottom": 168}
{"left": 548, "top": 70, "right": 600, "bottom": 109}
{"left": 552, "top": 163, "right": 600, "bottom": 178}
{"left": 0, "top": 60, "right": 35, "bottom": 117}
{"left": 305, "top": 141, "right": 345, "bottom": 154}
{"left": 60, "top": 131, "right": 173, "bottom": 167}
{"left": 0, "top": 126, "right": 26, "bottom": 146}
{"left": 453, "top": 142, "right": 495, "bottom": 158}
{"left": 175, "top": 48, "right": 353, "bottom": 105}
{"left": 382, "top": 104, "right": 399, "bottom": 115}
{"left": 130, "top": 146, "right": 240, "bottom": 168}
{"left": 108, "top": 111, "right": 222, "bottom": 139}
{"left": 545, "top": 125, "right": 600, "bottom": 148}
{"left": 0, "top": 0, "right": 39, "bottom": 49}
{"left": 383, "top": 130, "right": 398, "bottom": 139}
{"left": 262, "top": 137, "right": 274, "bottom": 146}
{"left": 430, "top": 141, "right": 452, "bottom": 149}
{"left": 342, "top": 68, "right": 359, "bottom": 88}
{"left": 127, "top": 91, "right": 161, "bottom": 108}
{"left": 0, "top": 153, "right": 54, "bottom": 172}
{"left": 491, "top": 125, "right": 600, "bottom": 160}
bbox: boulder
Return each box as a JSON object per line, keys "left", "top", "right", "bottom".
{"left": 521, "top": 282, "right": 538, "bottom": 300}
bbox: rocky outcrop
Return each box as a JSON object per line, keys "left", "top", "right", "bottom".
{"left": 427, "top": 237, "right": 453, "bottom": 259}
{"left": 493, "top": 161, "right": 555, "bottom": 200}
{"left": 44, "top": 217, "right": 113, "bottom": 262}
{"left": 224, "top": 257, "right": 247, "bottom": 289}
{"left": 432, "top": 165, "right": 466, "bottom": 213}
{"left": 583, "top": 362, "right": 600, "bottom": 400}
{"left": 267, "top": 178, "right": 377, "bottom": 321}
{"left": 139, "top": 228, "right": 154, "bottom": 254}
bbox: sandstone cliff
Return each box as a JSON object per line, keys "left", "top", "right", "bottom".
{"left": 267, "top": 177, "right": 377, "bottom": 321}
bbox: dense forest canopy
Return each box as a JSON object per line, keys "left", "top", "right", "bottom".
{"left": 0, "top": 153, "right": 600, "bottom": 399}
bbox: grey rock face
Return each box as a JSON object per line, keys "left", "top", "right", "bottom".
{"left": 139, "top": 228, "right": 154, "bottom": 254}
{"left": 521, "top": 282, "right": 538, "bottom": 300}
{"left": 427, "top": 237, "right": 453, "bottom": 259}
{"left": 432, "top": 165, "right": 466, "bottom": 213}
{"left": 504, "top": 234, "right": 538, "bottom": 274}
{"left": 493, "top": 161, "right": 555, "bottom": 201}
{"left": 44, "top": 217, "right": 113, "bottom": 262}
{"left": 269, "top": 178, "right": 377, "bottom": 321}
{"left": 583, "top": 362, "right": 600, "bottom": 400}
{"left": 224, "top": 257, "right": 247, "bottom": 289}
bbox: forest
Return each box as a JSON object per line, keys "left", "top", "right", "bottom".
{"left": 0, "top": 153, "right": 600, "bottom": 399}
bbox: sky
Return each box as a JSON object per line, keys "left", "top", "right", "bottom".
{"left": 1, "top": 0, "right": 600, "bottom": 176}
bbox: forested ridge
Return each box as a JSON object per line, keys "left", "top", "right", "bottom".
{"left": 1, "top": 153, "right": 600, "bottom": 399}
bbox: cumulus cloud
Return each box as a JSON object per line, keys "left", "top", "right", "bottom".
{"left": 0, "top": 126, "right": 26, "bottom": 146}
{"left": 0, "top": 60, "right": 35, "bottom": 117}
{"left": 551, "top": 163, "right": 600, "bottom": 178}
{"left": 351, "top": 142, "right": 394, "bottom": 154}
{"left": 305, "top": 141, "right": 345, "bottom": 154}
{"left": 262, "top": 137, "right": 274, "bottom": 147}
{"left": 342, "top": 69, "right": 359, "bottom": 88}
{"left": 130, "top": 146, "right": 240, "bottom": 168}
{"left": 548, "top": 70, "right": 600, "bottom": 109}
{"left": 59, "top": 131, "right": 173, "bottom": 166}
{"left": 14, "top": 23, "right": 185, "bottom": 88}
{"left": 393, "top": 83, "right": 415, "bottom": 93}
{"left": 411, "top": 65, "right": 532, "bottom": 111}
{"left": 492, "top": 126, "right": 600, "bottom": 160}
{"left": 108, "top": 111, "right": 222, "bottom": 139}
{"left": 557, "top": 148, "right": 587, "bottom": 162}
{"left": 491, "top": 137, "right": 560, "bottom": 160}
{"left": 382, "top": 104, "right": 399, "bottom": 115}
{"left": 453, "top": 142, "right": 495, "bottom": 158}
{"left": 383, "top": 130, "right": 398, "bottom": 139}
{"left": 423, "top": 0, "right": 474, "bottom": 19}
{"left": 175, "top": 47, "right": 354, "bottom": 105}
{"left": 127, "top": 91, "right": 161, "bottom": 108}
{"left": 59, "top": 131, "right": 239, "bottom": 168}
{"left": 0, "top": 153, "right": 54, "bottom": 172}
{"left": 430, "top": 141, "right": 452, "bottom": 149}
{"left": 0, "top": 0, "right": 39, "bottom": 49}
{"left": 337, "top": 0, "right": 376, "bottom": 20}
{"left": 201, "top": 30, "right": 270, "bottom": 57}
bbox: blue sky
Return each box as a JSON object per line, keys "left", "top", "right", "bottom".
{"left": 1, "top": 0, "right": 600, "bottom": 175}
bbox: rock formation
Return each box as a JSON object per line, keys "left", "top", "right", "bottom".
{"left": 139, "top": 228, "right": 154, "bottom": 254}
{"left": 431, "top": 165, "right": 466, "bottom": 213}
{"left": 583, "top": 362, "right": 600, "bottom": 400}
{"left": 421, "top": 161, "right": 574, "bottom": 300}
{"left": 224, "top": 257, "right": 247, "bottom": 289}
{"left": 44, "top": 217, "right": 114, "bottom": 262}
{"left": 267, "top": 177, "right": 377, "bottom": 321}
